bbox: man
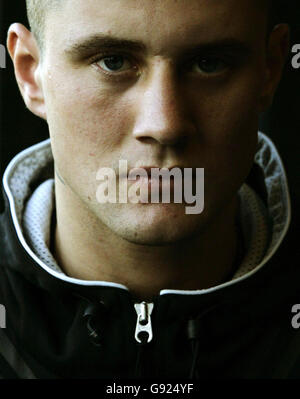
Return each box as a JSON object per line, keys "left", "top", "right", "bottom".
{"left": 0, "top": 0, "right": 299, "bottom": 379}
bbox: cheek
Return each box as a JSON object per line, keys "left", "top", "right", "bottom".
{"left": 42, "top": 70, "right": 135, "bottom": 198}
{"left": 201, "top": 68, "right": 262, "bottom": 145}
{"left": 190, "top": 73, "right": 262, "bottom": 195}
{"left": 195, "top": 77, "right": 261, "bottom": 145}
{"left": 44, "top": 71, "right": 133, "bottom": 159}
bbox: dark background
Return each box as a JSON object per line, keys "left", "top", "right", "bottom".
{"left": 0, "top": 1, "right": 299, "bottom": 235}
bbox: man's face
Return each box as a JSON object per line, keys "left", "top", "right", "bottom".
{"left": 40, "top": 0, "right": 269, "bottom": 244}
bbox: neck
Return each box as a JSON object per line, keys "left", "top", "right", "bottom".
{"left": 53, "top": 177, "right": 239, "bottom": 301}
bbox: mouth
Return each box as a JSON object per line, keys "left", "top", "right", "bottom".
{"left": 127, "top": 166, "right": 196, "bottom": 180}
{"left": 125, "top": 166, "right": 198, "bottom": 205}
{"left": 96, "top": 162, "right": 203, "bottom": 209}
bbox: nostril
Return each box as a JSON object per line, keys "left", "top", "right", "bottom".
{"left": 134, "top": 132, "right": 189, "bottom": 148}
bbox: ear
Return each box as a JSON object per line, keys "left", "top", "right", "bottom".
{"left": 259, "top": 24, "right": 290, "bottom": 112}
{"left": 7, "top": 23, "right": 46, "bottom": 120}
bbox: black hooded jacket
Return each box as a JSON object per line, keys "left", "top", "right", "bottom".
{"left": 0, "top": 132, "right": 299, "bottom": 379}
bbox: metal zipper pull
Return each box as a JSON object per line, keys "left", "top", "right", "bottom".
{"left": 134, "top": 302, "right": 154, "bottom": 344}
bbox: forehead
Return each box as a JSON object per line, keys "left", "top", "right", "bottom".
{"left": 44, "top": 0, "right": 267, "bottom": 53}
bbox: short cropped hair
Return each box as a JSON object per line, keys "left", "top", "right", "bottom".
{"left": 26, "top": 0, "right": 285, "bottom": 50}
{"left": 26, "top": 0, "right": 59, "bottom": 49}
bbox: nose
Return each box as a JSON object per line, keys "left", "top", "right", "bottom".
{"left": 132, "top": 61, "right": 196, "bottom": 146}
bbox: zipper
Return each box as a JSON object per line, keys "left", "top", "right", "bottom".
{"left": 134, "top": 302, "right": 154, "bottom": 344}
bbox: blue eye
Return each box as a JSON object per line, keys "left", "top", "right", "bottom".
{"left": 193, "top": 56, "right": 228, "bottom": 74}
{"left": 97, "top": 55, "right": 132, "bottom": 72}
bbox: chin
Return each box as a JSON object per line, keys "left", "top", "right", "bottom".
{"left": 100, "top": 202, "right": 208, "bottom": 246}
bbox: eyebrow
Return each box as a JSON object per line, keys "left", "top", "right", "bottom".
{"left": 64, "top": 34, "right": 147, "bottom": 59}
{"left": 64, "top": 33, "right": 252, "bottom": 60}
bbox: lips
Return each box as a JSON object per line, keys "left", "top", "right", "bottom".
{"left": 128, "top": 166, "right": 196, "bottom": 179}
{"left": 127, "top": 166, "right": 196, "bottom": 198}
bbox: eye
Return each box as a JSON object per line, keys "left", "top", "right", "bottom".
{"left": 96, "top": 55, "right": 132, "bottom": 73}
{"left": 192, "top": 56, "right": 228, "bottom": 74}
